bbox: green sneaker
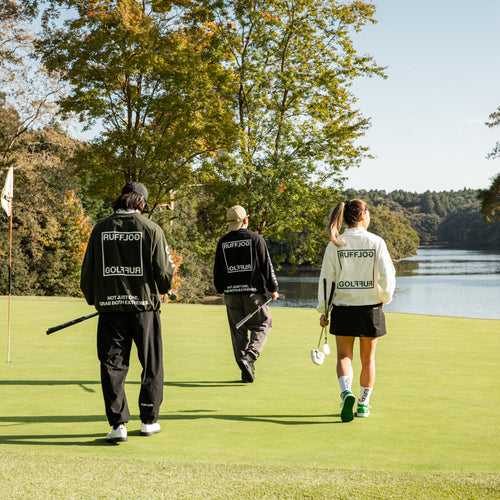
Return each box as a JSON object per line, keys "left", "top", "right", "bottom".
{"left": 355, "top": 403, "right": 371, "bottom": 418}
{"left": 340, "top": 390, "right": 356, "bottom": 422}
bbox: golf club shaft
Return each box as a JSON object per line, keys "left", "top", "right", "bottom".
{"left": 235, "top": 298, "right": 272, "bottom": 329}
{"left": 46, "top": 312, "right": 99, "bottom": 335}
{"left": 46, "top": 290, "right": 178, "bottom": 335}
{"left": 235, "top": 294, "right": 284, "bottom": 329}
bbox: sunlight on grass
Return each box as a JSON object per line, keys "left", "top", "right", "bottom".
{"left": 0, "top": 298, "right": 498, "bottom": 497}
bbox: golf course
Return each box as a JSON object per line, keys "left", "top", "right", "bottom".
{"left": 0, "top": 296, "right": 498, "bottom": 498}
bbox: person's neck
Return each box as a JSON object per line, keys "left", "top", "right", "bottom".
{"left": 116, "top": 209, "right": 140, "bottom": 214}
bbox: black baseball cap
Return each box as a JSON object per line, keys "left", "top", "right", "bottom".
{"left": 121, "top": 181, "right": 148, "bottom": 201}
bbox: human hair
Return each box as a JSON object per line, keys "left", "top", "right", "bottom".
{"left": 327, "top": 199, "right": 368, "bottom": 246}
{"left": 112, "top": 192, "right": 149, "bottom": 213}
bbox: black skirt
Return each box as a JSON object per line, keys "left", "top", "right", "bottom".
{"left": 330, "top": 304, "right": 387, "bottom": 338}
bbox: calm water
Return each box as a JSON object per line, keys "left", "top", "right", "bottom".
{"left": 275, "top": 248, "right": 500, "bottom": 319}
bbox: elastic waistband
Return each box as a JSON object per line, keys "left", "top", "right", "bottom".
{"left": 333, "top": 303, "right": 382, "bottom": 309}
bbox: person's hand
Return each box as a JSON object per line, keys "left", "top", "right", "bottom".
{"left": 271, "top": 291, "right": 280, "bottom": 301}
{"left": 320, "top": 314, "right": 329, "bottom": 327}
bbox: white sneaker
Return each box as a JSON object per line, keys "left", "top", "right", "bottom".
{"left": 106, "top": 424, "right": 127, "bottom": 442}
{"left": 141, "top": 422, "right": 161, "bottom": 436}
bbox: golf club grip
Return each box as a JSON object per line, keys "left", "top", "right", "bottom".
{"left": 46, "top": 312, "right": 99, "bottom": 335}
{"left": 327, "top": 282, "right": 335, "bottom": 308}
{"left": 323, "top": 278, "right": 327, "bottom": 301}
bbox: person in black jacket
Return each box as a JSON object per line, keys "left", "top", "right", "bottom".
{"left": 81, "top": 182, "right": 175, "bottom": 443}
{"left": 213, "top": 205, "right": 279, "bottom": 383}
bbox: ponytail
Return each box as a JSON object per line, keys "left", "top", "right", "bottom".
{"left": 327, "top": 203, "right": 346, "bottom": 246}
{"left": 327, "top": 199, "right": 368, "bottom": 246}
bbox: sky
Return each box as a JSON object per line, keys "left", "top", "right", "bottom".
{"left": 345, "top": 0, "right": 500, "bottom": 193}
{"left": 54, "top": 1, "right": 500, "bottom": 194}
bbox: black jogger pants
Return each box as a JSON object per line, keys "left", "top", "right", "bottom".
{"left": 97, "top": 310, "right": 163, "bottom": 427}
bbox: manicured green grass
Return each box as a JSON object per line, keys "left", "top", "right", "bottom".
{"left": 0, "top": 297, "right": 499, "bottom": 498}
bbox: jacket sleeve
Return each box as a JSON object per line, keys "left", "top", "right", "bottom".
{"left": 213, "top": 240, "right": 225, "bottom": 294}
{"left": 257, "top": 237, "right": 278, "bottom": 293}
{"left": 80, "top": 233, "right": 95, "bottom": 306}
{"left": 152, "top": 228, "right": 175, "bottom": 294}
{"left": 377, "top": 240, "right": 396, "bottom": 305}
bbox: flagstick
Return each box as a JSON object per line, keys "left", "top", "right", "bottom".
{"left": 2, "top": 166, "right": 14, "bottom": 363}
{"left": 7, "top": 205, "right": 12, "bottom": 363}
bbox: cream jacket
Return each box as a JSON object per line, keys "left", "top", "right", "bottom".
{"left": 317, "top": 227, "right": 396, "bottom": 312}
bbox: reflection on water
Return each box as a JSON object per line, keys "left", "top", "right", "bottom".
{"left": 275, "top": 248, "right": 500, "bottom": 319}
{"left": 396, "top": 248, "right": 500, "bottom": 276}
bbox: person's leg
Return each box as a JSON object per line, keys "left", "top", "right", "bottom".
{"left": 336, "top": 335, "right": 356, "bottom": 422}
{"left": 244, "top": 293, "right": 272, "bottom": 361}
{"left": 359, "top": 336, "right": 377, "bottom": 388}
{"left": 224, "top": 294, "right": 249, "bottom": 363}
{"left": 133, "top": 310, "right": 164, "bottom": 426}
{"left": 336, "top": 335, "right": 355, "bottom": 386}
{"left": 97, "top": 313, "right": 132, "bottom": 428}
{"left": 356, "top": 337, "right": 378, "bottom": 417}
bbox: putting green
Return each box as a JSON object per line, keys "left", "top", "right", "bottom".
{"left": 0, "top": 297, "right": 498, "bottom": 476}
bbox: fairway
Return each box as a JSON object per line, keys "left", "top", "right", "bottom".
{"left": 0, "top": 297, "right": 499, "bottom": 498}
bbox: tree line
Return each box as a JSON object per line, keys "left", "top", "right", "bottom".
{"left": 0, "top": 1, "right": 498, "bottom": 301}
{"left": 344, "top": 188, "right": 500, "bottom": 250}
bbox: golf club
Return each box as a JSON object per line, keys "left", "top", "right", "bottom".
{"left": 235, "top": 293, "right": 285, "bottom": 330}
{"left": 324, "top": 281, "right": 335, "bottom": 354}
{"left": 311, "top": 279, "right": 335, "bottom": 364}
{"left": 46, "top": 312, "right": 98, "bottom": 335}
{"left": 46, "top": 290, "right": 178, "bottom": 335}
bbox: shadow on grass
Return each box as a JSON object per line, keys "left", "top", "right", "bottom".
{"left": 0, "top": 380, "right": 245, "bottom": 390}
{"left": 163, "top": 412, "right": 342, "bottom": 426}
{"left": 0, "top": 410, "right": 341, "bottom": 447}
{"left": 0, "top": 433, "right": 112, "bottom": 447}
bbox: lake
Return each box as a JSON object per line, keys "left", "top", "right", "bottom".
{"left": 275, "top": 247, "right": 500, "bottom": 320}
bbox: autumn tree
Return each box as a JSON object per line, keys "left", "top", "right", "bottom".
{"left": 191, "top": 0, "right": 384, "bottom": 249}
{"left": 33, "top": 0, "right": 237, "bottom": 211}
{"left": 0, "top": 100, "right": 91, "bottom": 296}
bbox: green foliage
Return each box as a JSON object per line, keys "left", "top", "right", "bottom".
{"left": 438, "top": 202, "right": 500, "bottom": 249}
{"left": 0, "top": 103, "right": 91, "bottom": 296}
{"left": 194, "top": 0, "right": 385, "bottom": 238}
{"left": 420, "top": 190, "right": 435, "bottom": 214}
{"left": 478, "top": 173, "right": 500, "bottom": 223}
{"left": 35, "top": 0, "right": 237, "bottom": 206}
{"left": 368, "top": 205, "right": 419, "bottom": 260}
{"left": 479, "top": 105, "right": 500, "bottom": 222}
{"left": 346, "top": 188, "right": 489, "bottom": 247}
{"left": 407, "top": 213, "right": 440, "bottom": 243}
{"left": 153, "top": 195, "right": 219, "bottom": 302}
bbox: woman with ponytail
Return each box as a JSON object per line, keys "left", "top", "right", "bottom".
{"left": 317, "top": 199, "right": 396, "bottom": 422}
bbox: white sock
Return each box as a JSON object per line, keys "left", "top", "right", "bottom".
{"left": 338, "top": 376, "right": 352, "bottom": 393}
{"left": 358, "top": 386, "right": 372, "bottom": 405}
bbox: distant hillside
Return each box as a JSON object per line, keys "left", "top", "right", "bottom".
{"left": 344, "top": 188, "right": 500, "bottom": 250}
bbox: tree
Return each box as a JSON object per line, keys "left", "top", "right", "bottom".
{"left": 477, "top": 173, "right": 500, "bottom": 223}
{"left": 194, "top": 0, "right": 385, "bottom": 243}
{"left": 0, "top": 1, "right": 65, "bottom": 166}
{"left": 486, "top": 106, "right": 500, "bottom": 160}
{"left": 0, "top": 102, "right": 91, "bottom": 296}
{"left": 480, "top": 106, "right": 500, "bottom": 222}
{"left": 34, "top": 0, "right": 237, "bottom": 211}
{"left": 420, "top": 190, "right": 435, "bottom": 214}
{"left": 438, "top": 203, "right": 500, "bottom": 249}
{"left": 407, "top": 212, "right": 440, "bottom": 243}
{"left": 367, "top": 206, "right": 419, "bottom": 260}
